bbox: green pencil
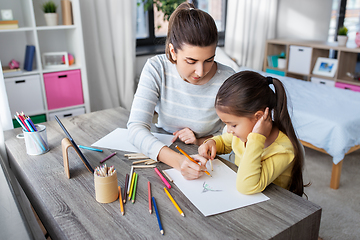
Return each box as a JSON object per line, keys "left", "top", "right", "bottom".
{"left": 132, "top": 173, "right": 138, "bottom": 203}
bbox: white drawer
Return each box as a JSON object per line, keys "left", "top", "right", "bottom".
{"left": 48, "top": 107, "right": 85, "bottom": 121}
{"left": 288, "top": 45, "right": 312, "bottom": 75}
{"left": 311, "top": 77, "right": 335, "bottom": 87}
{"left": 5, "top": 74, "right": 45, "bottom": 116}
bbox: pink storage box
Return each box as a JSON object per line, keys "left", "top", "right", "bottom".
{"left": 44, "top": 70, "right": 84, "bottom": 110}
{"left": 335, "top": 82, "right": 360, "bottom": 92}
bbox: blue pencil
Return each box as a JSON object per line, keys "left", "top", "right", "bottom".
{"left": 78, "top": 145, "right": 103, "bottom": 152}
{"left": 152, "top": 197, "right": 164, "bottom": 235}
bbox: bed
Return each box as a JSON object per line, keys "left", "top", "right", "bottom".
{"left": 215, "top": 49, "right": 360, "bottom": 189}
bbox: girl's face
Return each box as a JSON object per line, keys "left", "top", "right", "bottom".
{"left": 216, "top": 109, "right": 257, "bottom": 142}
{"left": 169, "top": 43, "right": 217, "bottom": 85}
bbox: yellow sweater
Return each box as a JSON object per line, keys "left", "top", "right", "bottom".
{"left": 211, "top": 131, "right": 295, "bottom": 194}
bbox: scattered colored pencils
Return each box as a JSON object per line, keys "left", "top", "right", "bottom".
{"left": 118, "top": 186, "right": 124, "bottom": 215}
{"left": 164, "top": 187, "right": 184, "bottom": 217}
{"left": 100, "top": 152, "right": 116, "bottom": 164}
{"left": 123, "top": 174, "right": 129, "bottom": 204}
{"left": 78, "top": 145, "right": 103, "bottom": 152}
{"left": 128, "top": 172, "right": 136, "bottom": 200}
{"left": 131, "top": 173, "right": 138, "bottom": 203}
{"left": 152, "top": 197, "right": 164, "bottom": 235}
{"left": 127, "top": 167, "right": 134, "bottom": 194}
{"left": 162, "top": 170, "right": 173, "bottom": 182}
{"left": 154, "top": 167, "right": 171, "bottom": 189}
{"left": 175, "top": 145, "right": 212, "bottom": 177}
{"left": 148, "top": 181, "right": 152, "bottom": 214}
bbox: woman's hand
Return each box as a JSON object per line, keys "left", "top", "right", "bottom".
{"left": 180, "top": 154, "right": 207, "bottom": 180}
{"left": 172, "top": 127, "right": 197, "bottom": 145}
{"left": 198, "top": 139, "right": 217, "bottom": 160}
{"left": 252, "top": 107, "right": 272, "bottom": 138}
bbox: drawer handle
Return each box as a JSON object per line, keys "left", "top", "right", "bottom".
{"left": 298, "top": 49, "right": 304, "bottom": 51}
{"left": 320, "top": 81, "right": 325, "bottom": 84}
{"left": 344, "top": 87, "right": 351, "bottom": 90}
{"left": 63, "top": 113, "right": 73, "bottom": 117}
{"left": 58, "top": 75, "right": 68, "bottom": 78}
{"left": 15, "top": 80, "right": 26, "bottom": 84}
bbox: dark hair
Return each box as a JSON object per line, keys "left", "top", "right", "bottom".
{"left": 165, "top": 2, "right": 218, "bottom": 63}
{"left": 215, "top": 71, "right": 304, "bottom": 196}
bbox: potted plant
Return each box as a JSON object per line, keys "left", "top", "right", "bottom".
{"left": 277, "top": 52, "right": 286, "bottom": 69}
{"left": 337, "top": 26, "right": 348, "bottom": 47}
{"left": 42, "top": 1, "right": 58, "bottom": 26}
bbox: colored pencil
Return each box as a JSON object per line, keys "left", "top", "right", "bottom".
{"left": 128, "top": 172, "right": 136, "bottom": 200}
{"left": 127, "top": 166, "right": 134, "bottom": 194}
{"left": 131, "top": 173, "right": 138, "bottom": 203}
{"left": 148, "top": 181, "right": 152, "bottom": 214}
{"left": 118, "top": 186, "right": 124, "bottom": 215}
{"left": 154, "top": 167, "right": 171, "bottom": 189}
{"left": 145, "top": 160, "right": 157, "bottom": 165}
{"left": 162, "top": 170, "right": 173, "bottom": 182}
{"left": 175, "top": 145, "right": 212, "bottom": 177}
{"left": 164, "top": 187, "right": 184, "bottom": 217}
{"left": 128, "top": 156, "right": 150, "bottom": 160}
{"left": 152, "top": 197, "right": 164, "bottom": 235}
{"left": 100, "top": 152, "right": 116, "bottom": 163}
{"left": 78, "top": 145, "right": 103, "bottom": 152}
{"left": 132, "top": 165, "right": 156, "bottom": 169}
{"left": 123, "top": 174, "right": 129, "bottom": 204}
{"left": 132, "top": 159, "right": 151, "bottom": 164}
{"left": 16, "top": 112, "right": 30, "bottom": 132}
{"left": 124, "top": 153, "right": 147, "bottom": 157}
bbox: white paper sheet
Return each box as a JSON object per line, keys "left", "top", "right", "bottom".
{"left": 91, "top": 128, "right": 173, "bottom": 153}
{"left": 164, "top": 159, "right": 269, "bottom": 216}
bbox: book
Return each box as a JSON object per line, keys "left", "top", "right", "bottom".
{"left": 24, "top": 45, "right": 35, "bottom": 71}
{"left": 0, "top": 20, "right": 19, "bottom": 30}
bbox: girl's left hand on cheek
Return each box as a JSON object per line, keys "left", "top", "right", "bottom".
{"left": 252, "top": 107, "right": 272, "bottom": 138}
{"left": 172, "top": 127, "right": 197, "bottom": 145}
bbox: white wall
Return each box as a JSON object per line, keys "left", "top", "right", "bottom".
{"left": 276, "top": 0, "right": 332, "bottom": 41}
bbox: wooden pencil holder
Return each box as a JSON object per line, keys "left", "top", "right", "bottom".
{"left": 94, "top": 172, "right": 118, "bottom": 203}
{"left": 62, "top": 137, "right": 82, "bottom": 179}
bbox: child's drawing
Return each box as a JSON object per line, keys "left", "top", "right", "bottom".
{"left": 202, "top": 181, "right": 222, "bottom": 193}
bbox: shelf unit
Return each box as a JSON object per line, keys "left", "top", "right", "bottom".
{"left": 0, "top": 0, "right": 90, "bottom": 127}
{"left": 263, "top": 39, "right": 360, "bottom": 87}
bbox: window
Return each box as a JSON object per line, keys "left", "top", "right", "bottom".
{"left": 328, "top": 0, "right": 360, "bottom": 43}
{"left": 136, "top": 0, "right": 227, "bottom": 55}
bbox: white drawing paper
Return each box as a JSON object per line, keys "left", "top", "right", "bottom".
{"left": 164, "top": 159, "right": 269, "bottom": 217}
{"left": 91, "top": 128, "right": 173, "bottom": 153}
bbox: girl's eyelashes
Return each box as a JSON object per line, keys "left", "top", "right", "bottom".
{"left": 186, "top": 61, "right": 196, "bottom": 65}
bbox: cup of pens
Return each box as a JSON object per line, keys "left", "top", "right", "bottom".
{"left": 23, "top": 124, "right": 50, "bottom": 155}
{"left": 94, "top": 164, "right": 118, "bottom": 203}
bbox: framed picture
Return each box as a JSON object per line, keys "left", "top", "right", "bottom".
{"left": 42, "top": 52, "right": 69, "bottom": 69}
{"left": 312, "top": 57, "right": 338, "bottom": 77}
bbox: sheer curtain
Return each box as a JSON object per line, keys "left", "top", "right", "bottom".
{"left": 0, "top": 61, "right": 13, "bottom": 162}
{"left": 79, "top": 0, "right": 136, "bottom": 111}
{"left": 224, "top": 0, "right": 278, "bottom": 71}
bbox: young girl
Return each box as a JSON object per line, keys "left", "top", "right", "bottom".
{"left": 198, "top": 71, "right": 304, "bottom": 196}
{"left": 127, "top": 3, "right": 235, "bottom": 180}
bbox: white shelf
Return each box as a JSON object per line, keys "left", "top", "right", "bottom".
{"left": 0, "top": 0, "right": 90, "bottom": 123}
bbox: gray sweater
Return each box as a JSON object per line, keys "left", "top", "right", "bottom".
{"left": 127, "top": 54, "right": 235, "bottom": 160}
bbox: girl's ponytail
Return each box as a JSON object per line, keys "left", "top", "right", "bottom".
{"left": 272, "top": 79, "right": 304, "bottom": 196}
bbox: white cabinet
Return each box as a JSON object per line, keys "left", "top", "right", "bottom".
{"left": 5, "top": 74, "right": 45, "bottom": 116}
{"left": 288, "top": 45, "right": 312, "bottom": 75}
{"left": 0, "top": 0, "right": 90, "bottom": 125}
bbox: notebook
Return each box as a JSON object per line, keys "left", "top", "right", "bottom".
{"left": 54, "top": 115, "right": 94, "bottom": 173}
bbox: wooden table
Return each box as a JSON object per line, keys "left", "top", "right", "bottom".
{"left": 5, "top": 107, "right": 322, "bottom": 240}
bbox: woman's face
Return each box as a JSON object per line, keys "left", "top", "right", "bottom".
{"left": 169, "top": 43, "right": 217, "bottom": 85}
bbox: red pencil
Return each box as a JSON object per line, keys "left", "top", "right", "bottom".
{"left": 16, "top": 112, "right": 30, "bottom": 132}
{"left": 148, "top": 181, "right": 152, "bottom": 214}
{"left": 123, "top": 174, "right": 129, "bottom": 204}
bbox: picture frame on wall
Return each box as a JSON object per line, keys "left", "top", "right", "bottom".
{"left": 312, "top": 57, "right": 338, "bottom": 77}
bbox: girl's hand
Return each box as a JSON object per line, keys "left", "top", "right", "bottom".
{"left": 198, "top": 139, "right": 217, "bottom": 160}
{"left": 252, "top": 107, "right": 272, "bottom": 138}
{"left": 180, "top": 154, "right": 207, "bottom": 180}
{"left": 172, "top": 127, "right": 197, "bottom": 145}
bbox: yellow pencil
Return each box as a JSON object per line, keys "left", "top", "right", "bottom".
{"left": 128, "top": 172, "right": 136, "bottom": 200}
{"left": 118, "top": 186, "right": 124, "bottom": 215}
{"left": 163, "top": 187, "right": 184, "bottom": 217}
{"left": 175, "top": 145, "right": 212, "bottom": 177}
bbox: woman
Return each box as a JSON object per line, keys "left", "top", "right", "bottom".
{"left": 127, "top": 2, "right": 235, "bottom": 179}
